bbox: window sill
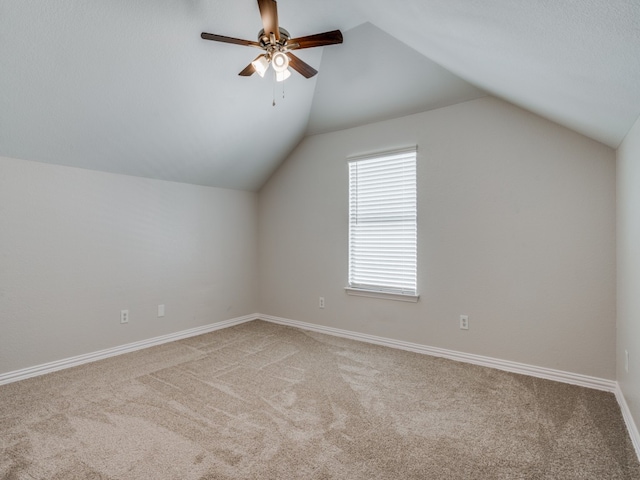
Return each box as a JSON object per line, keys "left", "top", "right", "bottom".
{"left": 344, "top": 287, "right": 420, "bottom": 303}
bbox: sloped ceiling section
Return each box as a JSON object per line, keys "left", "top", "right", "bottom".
{"left": 359, "top": 0, "right": 640, "bottom": 148}
{"left": 1, "top": 1, "right": 639, "bottom": 191}
{"left": 0, "top": 0, "right": 324, "bottom": 191}
{"left": 307, "top": 23, "right": 486, "bottom": 135}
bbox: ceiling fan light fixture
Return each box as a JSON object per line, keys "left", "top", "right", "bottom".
{"left": 271, "top": 51, "right": 289, "bottom": 73}
{"left": 251, "top": 55, "right": 269, "bottom": 77}
{"left": 275, "top": 69, "right": 291, "bottom": 82}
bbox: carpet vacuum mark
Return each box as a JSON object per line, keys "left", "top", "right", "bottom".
{"left": 1, "top": 320, "right": 638, "bottom": 479}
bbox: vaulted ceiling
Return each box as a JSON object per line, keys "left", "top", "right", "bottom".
{"left": 1, "top": 1, "right": 639, "bottom": 191}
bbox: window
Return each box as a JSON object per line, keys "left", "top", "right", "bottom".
{"left": 346, "top": 147, "right": 418, "bottom": 302}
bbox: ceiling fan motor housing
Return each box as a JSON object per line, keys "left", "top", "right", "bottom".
{"left": 258, "top": 28, "right": 291, "bottom": 50}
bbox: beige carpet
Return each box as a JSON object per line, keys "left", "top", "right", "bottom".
{"left": 1, "top": 320, "right": 639, "bottom": 479}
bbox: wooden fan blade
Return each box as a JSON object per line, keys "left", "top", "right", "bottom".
{"left": 287, "top": 30, "right": 343, "bottom": 50}
{"left": 257, "top": 0, "right": 280, "bottom": 41}
{"left": 287, "top": 52, "right": 318, "bottom": 78}
{"left": 201, "top": 32, "right": 261, "bottom": 48}
{"left": 239, "top": 63, "right": 256, "bottom": 76}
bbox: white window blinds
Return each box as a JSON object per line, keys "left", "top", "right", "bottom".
{"left": 348, "top": 147, "right": 417, "bottom": 297}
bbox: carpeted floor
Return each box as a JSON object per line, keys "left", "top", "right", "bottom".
{"left": 1, "top": 320, "right": 639, "bottom": 479}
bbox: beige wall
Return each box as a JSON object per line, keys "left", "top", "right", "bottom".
{"left": 0, "top": 156, "right": 258, "bottom": 374}
{"left": 258, "top": 96, "right": 616, "bottom": 379}
{"left": 0, "top": 96, "right": 619, "bottom": 383}
{"left": 617, "top": 115, "right": 640, "bottom": 426}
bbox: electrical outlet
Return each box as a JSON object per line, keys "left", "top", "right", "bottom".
{"left": 459, "top": 315, "right": 469, "bottom": 330}
{"left": 319, "top": 297, "right": 325, "bottom": 309}
{"left": 120, "top": 309, "right": 129, "bottom": 324}
{"left": 158, "top": 304, "right": 165, "bottom": 317}
{"left": 625, "top": 350, "right": 629, "bottom": 373}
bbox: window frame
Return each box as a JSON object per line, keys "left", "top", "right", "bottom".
{"left": 345, "top": 146, "right": 419, "bottom": 303}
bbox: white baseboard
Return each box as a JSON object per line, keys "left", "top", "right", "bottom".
{"left": 0, "top": 314, "right": 258, "bottom": 386}
{"left": 258, "top": 314, "right": 617, "bottom": 392}
{"left": 2, "top": 313, "right": 616, "bottom": 392}
{"left": 615, "top": 384, "right": 640, "bottom": 461}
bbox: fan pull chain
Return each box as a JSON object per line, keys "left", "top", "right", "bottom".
{"left": 272, "top": 73, "right": 276, "bottom": 106}
{"left": 271, "top": 71, "right": 286, "bottom": 106}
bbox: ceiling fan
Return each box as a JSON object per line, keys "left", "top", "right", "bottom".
{"left": 201, "top": 0, "right": 343, "bottom": 81}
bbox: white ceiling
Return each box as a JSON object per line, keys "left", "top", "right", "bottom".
{"left": 1, "top": 1, "right": 639, "bottom": 191}
{"left": 307, "top": 22, "right": 485, "bottom": 135}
